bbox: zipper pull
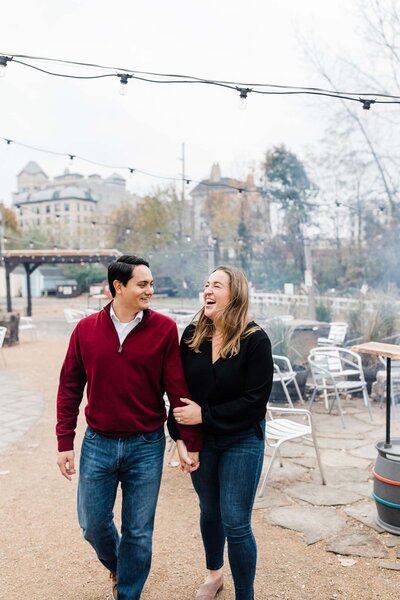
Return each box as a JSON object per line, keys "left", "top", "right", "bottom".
{"left": 118, "top": 344, "right": 123, "bottom": 353}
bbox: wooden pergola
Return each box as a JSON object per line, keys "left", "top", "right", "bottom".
{"left": 3, "top": 249, "right": 121, "bottom": 316}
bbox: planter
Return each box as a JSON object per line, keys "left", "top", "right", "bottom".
{"left": 269, "top": 364, "right": 308, "bottom": 404}
{"left": 363, "top": 364, "right": 379, "bottom": 394}
{"left": 0, "top": 312, "right": 20, "bottom": 346}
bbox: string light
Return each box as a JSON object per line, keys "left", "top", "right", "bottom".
{"left": 0, "top": 135, "right": 254, "bottom": 194}
{"left": 0, "top": 55, "right": 12, "bottom": 77}
{"left": 1, "top": 51, "right": 399, "bottom": 108}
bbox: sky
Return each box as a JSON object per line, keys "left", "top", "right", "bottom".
{"left": 0, "top": 0, "right": 364, "bottom": 206}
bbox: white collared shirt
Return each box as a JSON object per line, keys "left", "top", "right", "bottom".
{"left": 110, "top": 304, "right": 143, "bottom": 345}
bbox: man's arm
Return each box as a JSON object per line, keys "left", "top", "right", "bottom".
{"left": 56, "top": 327, "right": 87, "bottom": 475}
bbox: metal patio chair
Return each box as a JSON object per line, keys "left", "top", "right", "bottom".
{"left": 258, "top": 406, "right": 326, "bottom": 497}
{"left": 0, "top": 326, "right": 7, "bottom": 366}
{"left": 308, "top": 346, "right": 372, "bottom": 428}
{"left": 317, "top": 321, "right": 348, "bottom": 347}
{"left": 272, "top": 354, "right": 305, "bottom": 407}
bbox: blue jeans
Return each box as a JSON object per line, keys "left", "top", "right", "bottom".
{"left": 191, "top": 422, "right": 265, "bottom": 600}
{"left": 77, "top": 426, "right": 165, "bottom": 600}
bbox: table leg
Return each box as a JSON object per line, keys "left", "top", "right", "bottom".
{"left": 385, "top": 357, "right": 392, "bottom": 448}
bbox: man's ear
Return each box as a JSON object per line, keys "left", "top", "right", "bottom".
{"left": 113, "top": 279, "right": 122, "bottom": 294}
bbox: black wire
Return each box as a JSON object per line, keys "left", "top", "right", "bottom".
{"left": 4, "top": 51, "right": 400, "bottom": 101}
{"left": 12, "top": 60, "right": 117, "bottom": 80}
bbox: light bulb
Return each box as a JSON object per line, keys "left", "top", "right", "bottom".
{"left": 239, "top": 96, "right": 247, "bottom": 111}
{"left": 119, "top": 81, "right": 128, "bottom": 96}
{"left": 0, "top": 63, "right": 6, "bottom": 78}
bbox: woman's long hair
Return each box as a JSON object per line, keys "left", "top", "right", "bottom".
{"left": 187, "top": 265, "right": 258, "bottom": 358}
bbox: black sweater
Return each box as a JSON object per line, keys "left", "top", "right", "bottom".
{"left": 168, "top": 322, "right": 273, "bottom": 439}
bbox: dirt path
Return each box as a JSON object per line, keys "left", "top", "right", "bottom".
{"left": 0, "top": 337, "right": 399, "bottom": 599}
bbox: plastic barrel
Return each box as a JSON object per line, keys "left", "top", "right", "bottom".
{"left": 373, "top": 439, "right": 400, "bottom": 535}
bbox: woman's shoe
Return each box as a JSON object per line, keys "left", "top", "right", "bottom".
{"left": 195, "top": 574, "right": 224, "bottom": 599}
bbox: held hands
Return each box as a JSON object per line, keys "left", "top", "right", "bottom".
{"left": 176, "top": 440, "right": 200, "bottom": 474}
{"left": 173, "top": 398, "right": 202, "bottom": 425}
{"left": 57, "top": 451, "right": 76, "bottom": 480}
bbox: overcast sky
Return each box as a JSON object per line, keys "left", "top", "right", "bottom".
{"left": 0, "top": 0, "right": 364, "bottom": 205}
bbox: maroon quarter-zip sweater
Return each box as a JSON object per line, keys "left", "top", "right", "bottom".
{"left": 56, "top": 303, "right": 202, "bottom": 452}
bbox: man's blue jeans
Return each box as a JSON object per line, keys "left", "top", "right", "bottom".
{"left": 191, "top": 422, "right": 265, "bottom": 600}
{"left": 77, "top": 425, "right": 165, "bottom": 600}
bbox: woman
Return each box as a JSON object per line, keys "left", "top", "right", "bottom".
{"left": 170, "top": 266, "right": 273, "bottom": 600}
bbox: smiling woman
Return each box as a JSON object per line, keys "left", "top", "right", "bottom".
{"left": 169, "top": 265, "right": 274, "bottom": 600}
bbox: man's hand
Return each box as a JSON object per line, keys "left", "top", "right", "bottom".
{"left": 173, "top": 398, "right": 202, "bottom": 425}
{"left": 57, "top": 450, "right": 76, "bottom": 480}
{"left": 176, "top": 440, "right": 200, "bottom": 474}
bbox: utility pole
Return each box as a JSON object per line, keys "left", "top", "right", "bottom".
{"left": 304, "top": 238, "right": 316, "bottom": 320}
{"left": 180, "top": 142, "right": 185, "bottom": 203}
{"left": 0, "top": 201, "right": 5, "bottom": 259}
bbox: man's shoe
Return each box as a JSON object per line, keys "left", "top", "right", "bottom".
{"left": 109, "top": 572, "right": 117, "bottom": 600}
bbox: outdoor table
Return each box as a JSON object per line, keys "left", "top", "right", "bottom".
{"left": 352, "top": 341, "right": 400, "bottom": 534}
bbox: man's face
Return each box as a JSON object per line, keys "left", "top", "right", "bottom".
{"left": 114, "top": 264, "right": 154, "bottom": 313}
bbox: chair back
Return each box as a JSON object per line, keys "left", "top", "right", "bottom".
{"left": 327, "top": 322, "right": 348, "bottom": 345}
{"left": 64, "top": 309, "right": 85, "bottom": 324}
{"left": 0, "top": 326, "right": 6, "bottom": 348}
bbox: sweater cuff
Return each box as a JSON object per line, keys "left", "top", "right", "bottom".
{"left": 57, "top": 434, "right": 75, "bottom": 452}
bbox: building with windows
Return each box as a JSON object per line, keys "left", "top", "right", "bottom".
{"left": 12, "top": 161, "right": 141, "bottom": 249}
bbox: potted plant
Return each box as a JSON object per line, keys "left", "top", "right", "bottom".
{"left": 265, "top": 317, "right": 308, "bottom": 403}
{"left": 347, "top": 299, "right": 398, "bottom": 393}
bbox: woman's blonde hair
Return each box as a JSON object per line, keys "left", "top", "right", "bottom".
{"left": 186, "top": 265, "right": 258, "bottom": 358}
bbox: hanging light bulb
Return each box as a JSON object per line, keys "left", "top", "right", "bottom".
{"left": 0, "top": 56, "right": 11, "bottom": 78}
{"left": 237, "top": 87, "right": 252, "bottom": 111}
{"left": 360, "top": 98, "right": 375, "bottom": 112}
{"left": 118, "top": 74, "right": 131, "bottom": 96}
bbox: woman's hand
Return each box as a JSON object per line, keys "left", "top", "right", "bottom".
{"left": 176, "top": 440, "right": 200, "bottom": 473}
{"left": 173, "top": 398, "right": 203, "bottom": 425}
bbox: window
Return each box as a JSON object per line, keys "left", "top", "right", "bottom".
{"left": 64, "top": 203, "right": 69, "bottom": 212}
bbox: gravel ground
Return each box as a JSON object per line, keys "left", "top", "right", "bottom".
{"left": 1, "top": 335, "right": 400, "bottom": 599}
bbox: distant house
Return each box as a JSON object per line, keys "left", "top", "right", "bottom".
{"left": 20, "top": 266, "right": 78, "bottom": 298}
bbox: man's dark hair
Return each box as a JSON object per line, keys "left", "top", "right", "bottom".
{"left": 108, "top": 255, "right": 150, "bottom": 297}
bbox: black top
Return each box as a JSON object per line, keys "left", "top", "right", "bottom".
{"left": 168, "top": 322, "right": 273, "bottom": 439}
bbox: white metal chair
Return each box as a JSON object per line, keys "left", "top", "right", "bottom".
{"left": 258, "top": 406, "right": 326, "bottom": 497}
{"left": 377, "top": 356, "right": 400, "bottom": 408}
{"left": 0, "top": 326, "right": 7, "bottom": 366}
{"left": 272, "top": 355, "right": 305, "bottom": 407}
{"left": 317, "top": 322, "right": 348, "bottom": 347}
{"left": 19, "top": 316, "right": 37, "bottom": 340}
{"left": 63, "top": 308, "right": 85, "bottom": 333}
{"left": 308, "top": 347, "right": 372, "bottom": 427}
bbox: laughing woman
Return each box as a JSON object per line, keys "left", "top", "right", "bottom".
{"left": 169, "top": 266, "right": 273, "bottom": 600}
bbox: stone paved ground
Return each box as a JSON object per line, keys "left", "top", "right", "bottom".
{"left": 2, "top": 300, "right": 400, "bottom": 598}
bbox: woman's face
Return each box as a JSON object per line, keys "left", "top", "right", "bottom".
{"left": 203, "top": 269, "right": 231, "bottom": 322}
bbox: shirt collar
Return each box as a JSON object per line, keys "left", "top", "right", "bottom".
{"left": 110, "top": 304, "right": 143, "bottom": 325}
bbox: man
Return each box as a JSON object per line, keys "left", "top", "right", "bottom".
{"left": 56, "top": 255, "right": 201, "bottom": 600}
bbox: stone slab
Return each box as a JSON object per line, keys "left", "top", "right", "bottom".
{"left": 315, "top": 414, "right": 376, "bottom": 436}
{"left": 262, "top": 461, "right": 309, "bottom": 483}
{"left": 339, "top": 481, "right": 373, "bottom": 499}
{"left": 265, "top": 505, "right": 346, "bottom": 545}
{"left": 285, "top": 482, "right": 361, "bottom": 506}
{"left": 326, "top": 531, "right": 388, "bottom": 558}
{"left": 344, "top": 499, "right": 384, "bottom": 533}
{"left": 254, "top": 488, "right": 292, "bottom": 510}
{"left": 311, "top": 466, "right": 370, "bottom": 485}
{"left": 319, "top": 449, "right": 372, "bottom": 469}
{"left": 382, "top": 535, "right": 400, "bottom": 548}
{"left": 349, "top": 444, "right": 379, "bottom": 461}
{"left": 378, "top": 561, "right": 400, "bottom": 571}
{"left": 317, "top": 437, "right": 367, "bottom": 451}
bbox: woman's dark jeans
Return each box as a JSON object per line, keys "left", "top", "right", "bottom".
{"left": 191, "top": 421, "right": 265, "bottom": 600}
